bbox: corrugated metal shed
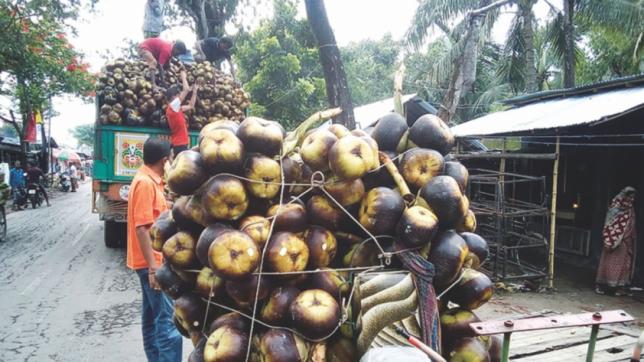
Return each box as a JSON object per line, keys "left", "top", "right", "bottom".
{"left": 354, "top": 94, "right": 416, "bottom": 129}
{"left": 451, "top": 82, "right": 644, "bottom": 137}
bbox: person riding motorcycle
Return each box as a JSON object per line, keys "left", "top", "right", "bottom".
{"left": 25, "top": 163, "right": 50, "bottom": 207}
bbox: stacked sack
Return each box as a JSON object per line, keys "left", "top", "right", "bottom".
{"left": 150, "top": 112, "right": 496, "bottom": 361}
{"left": 96, "top": 59, "right": 250, "bottom": 129}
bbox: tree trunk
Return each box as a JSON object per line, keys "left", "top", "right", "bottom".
{"left": 563, "top": 0, "right": 575, "bottom": 87}
{"left": 174, "top": 0, "right": 230, "bottom": 39}
{"left": 304, "top": 0, "right": 355, "bottom": 129}
{"left": 522, "top": 0, "right": 537, "bottom": 92}
{"left": 16, "top": 75, "right": 30, "bottom": 159}
{"left": 438, "top": 9, "right": 486, "bottom": 123}
{"left": 196, "top": 0, "right": 209, "bottom": 38}
{"left": 6, "top": 111, "right": 26, "bottom": 163}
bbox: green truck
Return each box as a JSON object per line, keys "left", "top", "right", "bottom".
{"left": 92, "top": 123, "right": 199, "bottom": 248}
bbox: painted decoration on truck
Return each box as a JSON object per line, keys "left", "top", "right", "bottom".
{"left": 115, "top": 132, "right": 148, "bottom": 177}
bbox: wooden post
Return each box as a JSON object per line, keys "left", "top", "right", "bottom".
{"left": 548, "top": 136, "right": 560, "bottom": 289}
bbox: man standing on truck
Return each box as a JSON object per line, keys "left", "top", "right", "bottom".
{"left": 126, "top": 138, "right": 182, "bottom": 362}
{"left": 143, "top": 0, "right": 164, "bottom": 39}
{"left": 195, "top": 36, "right": 236, "bottom": 79}
{"left": 166, "top": 70, "right": 198, "bottom": 156}
{"left": 138, "top": 38, "right": 187, "bottom": 86}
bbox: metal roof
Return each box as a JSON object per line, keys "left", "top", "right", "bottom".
{"left": 451, "top": 85, "right": 644, "bottom": 137}
{"left": 354, "top": 94, "right": 417, "bottom": 129}
{"left": 503, "top": 74, "right": 644, "bottom": 107}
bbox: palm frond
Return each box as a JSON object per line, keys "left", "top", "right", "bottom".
{"left": 544, "top": 10, "right": 584, "bottom": 67}
{"left": 497, "top": 13, "right": 527, "bottom": 92}
{"left": 405, "top": 0, "right": 480, "bottom": 49}
{"left": 473, "top": 82, "right": 513, "bottom": 110}
{"left": 577, "top": 0, "right": 644, "bottom": 38}
{"left": 428, "top": 33, "right": 469, "bottom": 84}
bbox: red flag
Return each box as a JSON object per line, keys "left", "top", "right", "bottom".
{"left": 25, "top": 113, "right": 37, "bottom": 143}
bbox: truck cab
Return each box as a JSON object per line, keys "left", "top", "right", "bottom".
{"left": 92, "top": 124, "right": 198, "bottom": 248}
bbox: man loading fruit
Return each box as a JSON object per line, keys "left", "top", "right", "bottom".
{"left": 165, "top": 70, "right": 198, "bottom": 156}
{"left": 138, "top": 38, "right": 187, "bottom": 85}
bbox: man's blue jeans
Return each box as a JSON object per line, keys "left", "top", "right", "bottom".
{"left": 136, "top": 268, "right": 183, "bottom": 362}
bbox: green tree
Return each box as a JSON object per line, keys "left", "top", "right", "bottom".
{"left": 70, "top": 124, "right": 94, "bottom": 148}
{"left": 234, "top": 0, "right": 326, "bottom": 130}
{"left": 342, "top": 34, "right": 400, "bottom": 106}
{"left": 405, "top": 0, "right": 509, "bottom": 122}
{"left": 170, "top": 0, "right": 244, "bottom": 38}
{"left": 0, "top": 1, "right": 95, "bottom": 158}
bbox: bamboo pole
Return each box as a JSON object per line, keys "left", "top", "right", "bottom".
{"left": 498, "top": 138, "right": 506, "bottom": 279}
{"left": 548, "top": 136, "right": 560, "bottom": 290}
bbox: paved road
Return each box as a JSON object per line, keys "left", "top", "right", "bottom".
{"left": 0, "top": 182, "right": 192, "bottom": 361}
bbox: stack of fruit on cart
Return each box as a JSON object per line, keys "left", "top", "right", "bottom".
{"left": 150, "top": 110, "right": 498, "bottom": 361}
{"left": 96, "top": 59, "right": 250, "bottom": 129}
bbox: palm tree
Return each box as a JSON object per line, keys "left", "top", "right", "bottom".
{"left": 545, "top": 0, "right": 643, "bottom": 87}
{"left": 406, "top": 0, "right": 643, "bottom": 123}
{"left": 405, "top": 0, "right": 510, "bottom": 122}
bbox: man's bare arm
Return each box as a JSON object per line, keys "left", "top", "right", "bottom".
{"left": 178, "top": 70, "right": 190, "bottom": 101}
{"left": 228, "top": 58, "right": 236, "bottom": 81}
{"left": 182, "top": 84, "right": 199, "bottom": 112}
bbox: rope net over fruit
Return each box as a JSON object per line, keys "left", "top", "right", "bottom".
{"left": 189, "top": 148, "right": 420, "bottom": 361}
{"left": 181, "top": 145, "right": 428, "bottom": 361}
{"left": 155, "top": 106, "right": 496, "bottom": 362}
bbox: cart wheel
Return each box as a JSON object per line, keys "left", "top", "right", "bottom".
{"left": 0, "top": 206, "right": 7, "bottom": 242}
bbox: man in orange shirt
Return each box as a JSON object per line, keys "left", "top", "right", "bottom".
{"left": 126, "top": 137, "right": 182, "bottom": 362}
{"left": 166, "top": 70, "right": 198, "bottom": 156}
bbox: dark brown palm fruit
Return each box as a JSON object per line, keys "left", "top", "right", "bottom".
{"left": 427, "top": 230, "right": 468, "bottom": 287}
{"left": 408, "top": 114, "right": 455, "bottom": 155}
{"left": 419, "top": 175, "right": 466, "bottom": 228}
{"left": 370, "top": 112, "right": 409, "bottom": 152}
{"left": 444, "top": 161, "right": 469, "bottom": 193}
{"left": 460, "top": 232, "right": 489, "bottom": 269}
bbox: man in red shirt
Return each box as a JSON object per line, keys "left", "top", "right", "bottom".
{"left": 138, "top": 38, "right": 187, "bottom": 85}
{"left": 166, "top": 70, "right": 198, "bottom": 156}
{"left": 126, "top": 137, "right": 182, "bottom": 361}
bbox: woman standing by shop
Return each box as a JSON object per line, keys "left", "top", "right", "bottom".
{"left": 596, "top": 187, "right": 637, "bottom": 296}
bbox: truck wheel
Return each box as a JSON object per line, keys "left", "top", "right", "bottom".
{"left": 104, "top": 220, "right": 127, "bottom": 248}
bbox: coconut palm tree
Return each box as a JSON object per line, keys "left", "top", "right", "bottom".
{"left": 405, "top": 0, "right": 511, "bottom": 122}
{"left": 405, "top": 0, "right": 643, "bottom": 122}
{"left": 546, "top": 0, "right": 644, "bottom": 87}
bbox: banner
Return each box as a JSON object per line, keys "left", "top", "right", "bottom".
{"left": 35, "top": 110, "right": 43, "bottom": 124}
{"left": 114, "top": 132, "right": 148, "bottom": 177}
{"left": 24, "top": 112, "right": 37, "bottom": 143}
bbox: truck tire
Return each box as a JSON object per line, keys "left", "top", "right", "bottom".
{"left": 105, "top": 220, "right": 127, "bottom": 248}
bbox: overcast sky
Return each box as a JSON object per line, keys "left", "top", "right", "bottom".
{"left": 45, "top": 0, "right": 551, "bottom": 148}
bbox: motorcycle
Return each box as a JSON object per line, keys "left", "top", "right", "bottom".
{"left": 26, "top": 182, "right": 43, "bottom": 209}
{"left": 60, "top": 172, "right": 72, "bottom": 192}
{"left": 11, "top": 187, "right": 28, "bottom": 210}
